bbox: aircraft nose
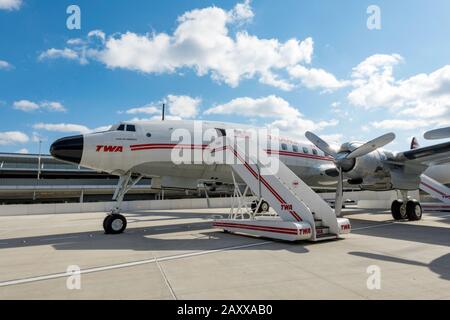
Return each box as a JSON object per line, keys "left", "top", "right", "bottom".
{"left": 50, "top": 135, "right": 84, "bottom": 164}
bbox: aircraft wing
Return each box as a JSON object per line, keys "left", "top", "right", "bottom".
{"left": 393, "top": 141, "right": 450, "bottom": 166}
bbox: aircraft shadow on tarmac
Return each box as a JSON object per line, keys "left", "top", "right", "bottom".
{"left": 349, "top": 251, "right": 450, "bottom": 281}
{"left": 1, "top": 211, "right": 448, "bottom": 261}
{"left": 0, "top": 212, "right": 310, "bottom": 255}
{"left": 351, "top": 216, "right": 450, "bottom": 248}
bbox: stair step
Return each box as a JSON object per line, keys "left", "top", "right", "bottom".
{"left": 315, "top": 226, "right": 330, "bottom": 235}
{"left": 315, "top": 233, "right": 338, "bottom": 241}
{"left": 314, "top": 219, "right": 323, "bottom": 227}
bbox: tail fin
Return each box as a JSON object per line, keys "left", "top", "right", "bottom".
{"left": 410, "top": 137, "right": 420, "bottom": 150}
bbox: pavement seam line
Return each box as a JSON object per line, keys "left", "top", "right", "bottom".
{"left": 0, "top": 241, "right": 271, "bottom": 288}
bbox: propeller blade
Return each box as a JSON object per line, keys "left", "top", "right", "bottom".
{"left": 346, "top": 132, "right": 396, "bottom": 159}
{"left": 335, "top": 167, "right": 343, "bottom": 217}
{"left": 424, "top": 127, "right": 450, "bottom": 140}
{"left": 305, "top": 131, "right": 337, "bottom": 158}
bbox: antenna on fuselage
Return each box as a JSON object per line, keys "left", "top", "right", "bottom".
{"left": 162, "top": 103, "right": 165, "bottom": 121}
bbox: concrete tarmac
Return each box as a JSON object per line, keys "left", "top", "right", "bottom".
{"left": 0, "top": 207, "right": 449, "bottom": 299}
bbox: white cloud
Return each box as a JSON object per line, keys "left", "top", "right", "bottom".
{"left": 88, "top": 29, "right": 106, "bottom": 42}
{"left": 204, "top": 95, "right": 338, "bottom": 141}
{"left": 205, "top": 95, "right": 301, "bottom": 119}
{"left": 40, "top": 2, "right": 320, "bottom": 91}
{"left": 33, "top": 123, "right": 91, "bottom": 134}
{"left": 228, "top": 0, "right": 254, "bottom": 22}
{"left": 371, "top": 119, "right": 445, "bottom": 130}
{"left": 0, "top": 0, "right": 22, "bottom": 11}
{"left": 38, "top": 48, "right": 87, "bottom": 65}
{"left": 41, "top": 101, "right": 67, "bottom": 112}
{"left": 270, "top": 117, "right": 338, "bottom": 141}
{"left": 123, "top": 95, "right": 200, "bottom": 119}
{"left": 289, "top": 65, "right": 348, "bottom": 91}
{"left": 125, "top": 105, "right": 160, "bottom": 115}
{"left": 348, "top": 53, "right": 450, "bottom": 129}
{"left": 33, "top": 123, "right": 110, "bottom": 134}
{"left": 13, "top": 100, "right": 67, "bottom": 112}
{"left": 130, "top": 115, "right": 182, "bottom": 122}
{"left": 0, "top": 59, "right": 13, "bottom": 70}
{"left": 320, "top": 133, "right": 343, "bottom": 146}
{"left": 67, "top": 38, "right": 85, "bottom": 46}
{"left": 165, "top": 95, "right": 201, "bottom": 118}
{"left": 13, "top": 100, "right": 40, "bottom": 112}
{"left": 16, "top": 148, "right": 29, "bottom": 154}
{"left": 0, "top": 131, "right": 29, "bottom": 145}
{"left": 31, "top": 132, "right": 46, "bottom": 143}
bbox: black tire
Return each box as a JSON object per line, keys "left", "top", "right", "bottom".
{"left": 103, "top": 215, "right": 111, "bottom": 231}
{"left": 251, "top": 201, "right": 258, "bottom": 213}
{"left": 260, "top": 201, "right": 270, "bottom": 213}
{"left": 104, "top": 214, "right": 127, "bottom": 234}
{"left": 406, "top": 200, "right": 423, "bottom": 221}
{"left": 391, "top": 200, "right": 406, "bottom": 220}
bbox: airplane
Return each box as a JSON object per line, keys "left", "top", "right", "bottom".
{"left": 49, "top": 120, "right": 450, "bottom": 234}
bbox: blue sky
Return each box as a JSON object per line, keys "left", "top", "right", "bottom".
{"left": 1, "top": 0, "right": 450, "bottom": 154}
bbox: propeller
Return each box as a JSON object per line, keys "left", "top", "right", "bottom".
{"left": 305, "top": 132, "right": 396, "bottom": 216}
{"left": 424, "top": 127, "right": 450, "bottom": 140}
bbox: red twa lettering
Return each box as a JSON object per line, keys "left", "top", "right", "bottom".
{"left": 104, "top": 145, "right": 117, "bottom": 152}
{"left": 96, "top": 145, "right": 123, "bottom": 152}
{"left": 281, "top": 203, "right": 293, "bottom": 210}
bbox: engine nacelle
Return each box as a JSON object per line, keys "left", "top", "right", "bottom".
{"left": 348, "top": 151, "right": 385, "bottom": 179}
{"left": 338, "top": 142, "right": 387, "bottom": 182}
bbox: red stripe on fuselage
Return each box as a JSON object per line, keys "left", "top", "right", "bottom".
{"left": 130, "top": 144, "right": 332, "bottom": 162}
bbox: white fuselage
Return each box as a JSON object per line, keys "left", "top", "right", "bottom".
{"left": 80, "top": 120, "right": 340, "bottom": 189}
{"left": 58, "top": 119, "right": 450, "bottom": 191}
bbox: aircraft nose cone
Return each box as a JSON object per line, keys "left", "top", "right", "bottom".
{"left": 50, "top": 135, "right": 84, "bottom": 164}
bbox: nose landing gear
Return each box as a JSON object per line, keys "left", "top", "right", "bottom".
{"left": 103, "top": 214, "right": 127, "bottom": 234}
{"left": 102, "top": 172, "right": 143, "bottom": 234}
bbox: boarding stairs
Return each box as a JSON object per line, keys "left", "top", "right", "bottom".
{"left": 419, "top": 174, "right": 450, "bottom": 211}
{"left": 209, "top": 136, "right": 351, "bottom": 242}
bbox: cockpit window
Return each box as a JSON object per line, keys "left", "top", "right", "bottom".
{"left": 126, "top": 125, "right": 136, "bottom": 132}
{"left": 117, "top": 124, "right": 125, "bottom": 131}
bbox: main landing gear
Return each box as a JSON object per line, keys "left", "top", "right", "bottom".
{"left": 103, "top": 172, "right": 143, "bottom": 234}
{"left": 391, "top": 190, "right": 423, "bottom": 221}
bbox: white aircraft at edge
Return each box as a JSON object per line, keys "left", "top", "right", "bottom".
{"left": 50, "top": 120, "right": 450, "bottom": 234}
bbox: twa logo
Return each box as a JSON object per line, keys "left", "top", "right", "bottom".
{"left": 301, "top": 228, "right": 311, "bottom": 235}
{"left": 442, "top": 195, "right": 450, "bottom": 199}
{"left": 96, "top": 145, "right": 123, "bottom": 152}
{"left": 281, "top": 203, "right": 293, "bottom": 211}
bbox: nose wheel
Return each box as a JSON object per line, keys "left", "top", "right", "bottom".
{"left": 103, "top": 214, "right": 127, "bottom": 234}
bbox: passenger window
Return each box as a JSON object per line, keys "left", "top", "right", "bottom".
{"left": 312, "top": 149, "right": 318, "bottom": 155}
{"left": 292, "top": 145, "right": 299, "bottom": 153}
{"left": 303, "top": 147, "right": 309, "bottom": 154}
{"left": 117, "top": 124, "right": 125, "bottom": 131}
{"left": 281, "top": 143, "right": 288, "bottom": 151}
{"left": 126, "top": 125, "right": 136, "bottom": 132}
